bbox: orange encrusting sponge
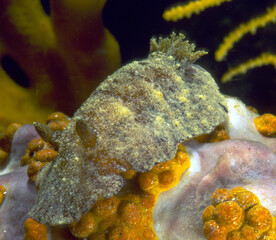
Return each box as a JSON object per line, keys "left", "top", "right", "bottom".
{"left": 254, "top": 113, "right": 276, "bottom": 138}
{"left": 23, "top": 218, "right": 48, "bottom": 240}
{"left": 20, "top": 112, "right": 190, "bottom": 239}
{"left": 0, "top": 123, "right": 22, "bottom": 164}
{"left": 21, "top": 112, "right": 70, "bottom": 182}
{"left": 69, "top": 144, "right": 190, "bottom": 239}
{"left": 195, "top": 123, "right": 230, "bottom": 143}
{"left": 202, "top": 187, "right": 276, "bottom": 240}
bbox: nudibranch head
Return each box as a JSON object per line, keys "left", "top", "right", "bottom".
{"left": 29, "top": 33, "right": 228, "bottom": 225}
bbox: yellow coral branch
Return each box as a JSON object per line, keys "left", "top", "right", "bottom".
{"left": 7, "top": 0, "right": 55, "bottom": 50}
{"left": 221, "top": 53, "right": 276, "bottom": 83}
{"left": 163, "top": 0, "right": 232, "bottom": 22}
{"left": 215, "top": 4, "right": 276, "bottom": 62}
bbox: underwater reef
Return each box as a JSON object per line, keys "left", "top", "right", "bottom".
{"left": 0, "top": 0, "right": 276, "bottom": 239}
{"left": 0, "top": 0, "right": 120, "bottom": 131}
{"left": 0, "top": 32, "right": 276, "bottom": 239}
{"left": 1, "top": 0, "right": 275, "bottom": 129}
{"left": 104, "top": 0, "right": 276, "bottom": 114}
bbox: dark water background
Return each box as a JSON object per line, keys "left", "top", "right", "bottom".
{"left": 103, "top": 0, "right": 276, "bottom": 114}
{"left": 3, "top": 0, "right": 276, "bottom": 114}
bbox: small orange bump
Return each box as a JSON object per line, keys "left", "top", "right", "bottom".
{"left": 138, "top": 172, "right": 159, "bottom": 192}
{"left": 210, "top": 128, "right": 230, "bottom": 143}
{"left": 263, "top": 229, "right": 276, "bottom": 239}
{"left": 23, "top": 218, "right": 47, "bottom": 240}
{"left": 121, "top": 169, "right": 137, "bottom": 180}
{"left": 34, "top": 149, "right": 57, "bottom": 162}
{"left": 0, "top": 148, "right": 8, "bottom": 164}
{"left": 195, "top": 133, "right": 210, "bottom": 143}
{"left": 106, "top": 225, "right": 130, "bottom": 240}
{"left": 203, "top": 220, "right": 228, "bottom": 240}
{"left": 215, "top": 201, "right": 244, "bottom": 232}
{"left": 92, "top": 196, "right": 120, "bottom": 218}
{"left": 227, "top": 230, "right": 241, "bottom": 240}
{"left": 235, "top": 190, "right": 260, "bottom": 210}
{"left": 143, "top": 228, "right": 157, "bottom": 239}
{"left": 151, "top": 160, "right": 170, "bottom": 173}
{"left": 27, "top": 138, "right": 45, "bottom": 152}
{"left": 118, "top": 201, "right": 142, "bottom": 225}
{"left": 46, "top": 112, "right": 67, "bottom": 124}
{"left": 211, "top": 188, "right": 234, "bottom": 206}
{"left": 48, "top": 120, "right": 70, "bottom": 131}
{"left": 175, "top": 144, "right": 190, "bottom": 165}
{"left": 87, "top": 232, "right": 106, "bottom": 240}
{"left": 231, "top": 186, "right": 247, "bottom": 196}
{"left": 97, "top": 218, "right": 117, "bottom": 232}
{"left": 254, "top": 113, "right": 276, "bottom": 137}
{"left": 202, "top": 205, "right": 216, "bottom": 222}
{"left": 0, "top": 185, "right": 6, "bottom": 206}
{"left": 246, "top": 205, "right": 272, "bottom": 235}
{"left": 196, "top": 124, "right": 229, "bottom": 143}
{"left": 158, "top": 170, "right": 175, "bottom": 186}
{"left": 27, "top": 161, "right": 47, "bottom": 182}
{"left": 21, "top": 154, "right": 33, "bottom": 166}
{"left": 140, "top": 193, "right": 156, "bottom": 209}
{"left": 0, "top": 123, "right": 22, "bottom": 152}
{"left": 4, "top": 123, "right": 22, "bottom": 141}
{"left": 240, "top": 225, "right": 257, "bottom": 239}
{"left": 69, "top": 212, "right": 96, "bottom": 238}
{"left": 124, "top": 193, "right": 140, "bottom": 203}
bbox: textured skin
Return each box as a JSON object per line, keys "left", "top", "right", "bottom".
{"left": 28, "top": 38, "right": 227, "bottom": 225}
{"left": 75, "top": 54, "right": 227, "bottom": 171}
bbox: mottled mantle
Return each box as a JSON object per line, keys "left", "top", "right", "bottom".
{"left": 29, "top": 34, "right": 227, "bottom": 225}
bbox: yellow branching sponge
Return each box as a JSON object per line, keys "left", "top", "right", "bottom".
{"left": 215, "top": 4, "right": 276, "bottom": 62}
{"left": 221, "top": 53, "right": 276, "bottom": 83}
{"left": 163, "top": 0, "right": 232, "bottom": 21}
{"left": 0, "top": 0, "right": 121, "bottom": 131}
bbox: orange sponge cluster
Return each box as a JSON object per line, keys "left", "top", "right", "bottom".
{"left": 21, "top": 112, "right": 70, "bottom": 181}
{"left": 19, "top": 111, "right": 190, "bottom": 239}
{"left": 202, "top": 187, "right": 276, "bottom": 240}
{"left": 68, "top": 144, "right": 190, "bottom": 239}
{"left": 0, "top": 123, "right": 22, "bottom": 164}
{"left": 254, "top": 113, "right": 276, "bottom": 137}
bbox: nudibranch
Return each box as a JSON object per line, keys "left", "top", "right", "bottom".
{"left": 29, "top": 33, "right": 228, "bottom": 225}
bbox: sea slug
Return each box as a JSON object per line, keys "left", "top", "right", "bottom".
{"left": 28, "top": 33, "right": 228, "bottom": 225}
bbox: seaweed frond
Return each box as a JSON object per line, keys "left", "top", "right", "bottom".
{"left": 150, "top": 32, "right": 207, "bottom": 63}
